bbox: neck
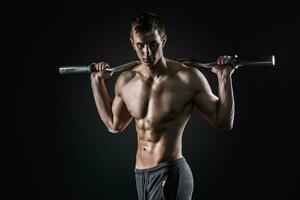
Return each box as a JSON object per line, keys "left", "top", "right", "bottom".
{"left": 143, "top": 57, "right": 168, "bottom": 79}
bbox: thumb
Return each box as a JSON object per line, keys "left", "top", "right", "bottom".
{"left": 211, "top": 66, "right": 217, "bottom": 74}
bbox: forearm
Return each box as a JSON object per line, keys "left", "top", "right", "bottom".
{"left": 91, "top": 78, "right": 114, "bottom": 129}
{"left": 216, "top": 74, "right": 235, "bottom": 129}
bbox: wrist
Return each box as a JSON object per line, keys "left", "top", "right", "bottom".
{"left": 217, "top": 73, "right": 232, "bottom": 80}
{"left": 91, "top": 75, "right": 103, "bottom": 86}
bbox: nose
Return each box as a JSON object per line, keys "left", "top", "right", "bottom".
{"left": 143, "top": 45, "right": 152, "bottom": 56}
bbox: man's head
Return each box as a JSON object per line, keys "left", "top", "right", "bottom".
{"left": 130, "top": 13, "right": 167, "bottom": 67}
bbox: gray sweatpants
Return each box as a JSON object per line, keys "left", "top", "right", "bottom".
{"left": 134, "top": 157, "right": 194, "bottom": 200}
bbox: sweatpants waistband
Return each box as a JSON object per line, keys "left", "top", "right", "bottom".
{"left": 134, "top": 157, "right": 187, "bottom": 174}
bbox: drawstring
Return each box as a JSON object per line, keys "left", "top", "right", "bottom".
{"left": 142, "top": 172, "right": 146, "bottom": 200}
{"left": 143, "top": 171, "right": 150, "bottom": 200}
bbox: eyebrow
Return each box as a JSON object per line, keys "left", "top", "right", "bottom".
{"left": 136, "top": 41, "right": 157, "bottom": 44}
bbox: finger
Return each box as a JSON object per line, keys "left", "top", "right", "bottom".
{"left": 221, "top": 55, "right": 226, "bottom": 65}
{"left": 224, "top": 56, "right": 231, "bottom": 64}
{"left": 103, "top": 62, "right": 109, "bottom": 70}
{"left": 218, "top": 57, "right": 223, "bottom": 65}
{"left": 217, "top": 57, "right": 222, "bottom": 65}
{"left": 101, "top": 62, "right": 109, "bottom": 71}
{"left": 99, "top": 62, "right": 104, "bottom": 71}
{"left": 99, "top": 63, "right": 103, "bottom": 71}
{"left": 95, "top": 63, "right": 100, "bottom": 71}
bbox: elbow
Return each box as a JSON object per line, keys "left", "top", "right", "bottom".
{"left": 104, "top": 118, "right": 131, "bottom": 134}
{"left": 216, "top": 124, "right": 233, "bottom": 130}
{"left": 221, "top": 123, "right": 233, "bottom": 130}
{"left": 215, "top": 113, "right": 234, "bottom": 130}
{"left": 216, "top": 120, "right": 234, "bottom": 130}
{"left": 102, "top": 119, "right": 122, "bottom": 134}
{"left": 107, "top": 123, "right": 123, "bottom": 134}
{"left": 108, "top": 128, "right": 121, "bottom": 134}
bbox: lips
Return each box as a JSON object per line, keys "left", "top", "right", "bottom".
{"left": 143, "top": 58, "right": 154, "bottom": 63}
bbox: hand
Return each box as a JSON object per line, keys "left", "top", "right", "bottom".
{"left": 90, "top": 62, "right": 113, "bottom": 81}
{"left": 211, "top": 55, "right": 235, "bottom": 77}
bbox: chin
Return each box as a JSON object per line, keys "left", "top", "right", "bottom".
{"left": 144, "top": 61, "right": 157, "bottom": 67}
{"left": 143, "top": 62, "right": 153, "bottom": 67}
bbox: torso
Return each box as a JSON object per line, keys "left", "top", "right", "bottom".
{"left": 119, "top": 59, "right": 198, "bottom": 169}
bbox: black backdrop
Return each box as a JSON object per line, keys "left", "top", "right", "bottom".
{"left": 8, "top": 2, "right": 300, "bottom": 200}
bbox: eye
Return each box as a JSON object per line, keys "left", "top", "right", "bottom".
{"left": 136, "top": 43, "right": 144, "bottom": 49}
{"left": 149, "top": 41, "right": 158, "bottom": 48}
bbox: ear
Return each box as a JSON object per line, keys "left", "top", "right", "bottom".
{"left": 130, "top": 37, "right": 135, "bottom": 49}
{"left": 162, "top": 34, "right": 167, "bottom": 48}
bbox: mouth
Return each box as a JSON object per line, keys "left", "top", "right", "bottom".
{"left": 143, "top": 58, "right": 154, "bottom": 63}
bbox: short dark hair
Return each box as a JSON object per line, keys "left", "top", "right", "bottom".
{"left": 130, "top": 13, "right": 166, "bottom": 38}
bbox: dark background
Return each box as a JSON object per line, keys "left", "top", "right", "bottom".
{"left": 8, "top": 2, "right": 299, "bottom": 200}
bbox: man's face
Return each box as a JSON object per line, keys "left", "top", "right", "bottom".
{"left": 130, "top": 30, "right": 166, "bottom": 67}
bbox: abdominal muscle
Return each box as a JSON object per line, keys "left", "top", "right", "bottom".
{"left": 134, "top": 118, "right": 186, "bottom": 169}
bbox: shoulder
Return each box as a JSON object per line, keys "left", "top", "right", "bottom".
{"left": 167, "top": 58, "right": 212, "bottom": 93}
{"left": 115, "top": 70, "right": 136, "bottom": 94}
{"left": 168, "top": 58, "right": 207, "bottom": 86}
{"left": 116, "top": 70, "right": 136, "bottom": 86}
{"left": 116, "top": 70, "right": 136, "bottom": 85}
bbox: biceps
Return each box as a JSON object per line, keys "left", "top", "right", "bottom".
{"left": 193, "top": 91, "right": 219, "bottom": 122}
{"left": 112, "top": 96, "right": 132, "bottom": 126}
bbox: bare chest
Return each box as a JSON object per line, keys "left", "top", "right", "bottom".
{"left": 121, "top": 76, "right": 194, "bottom": 122}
